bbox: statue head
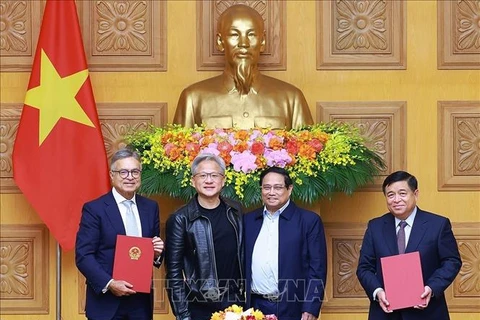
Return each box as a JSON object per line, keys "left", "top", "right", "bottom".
{"left": 216, "top": 5, "right": 266, "bottom": 94}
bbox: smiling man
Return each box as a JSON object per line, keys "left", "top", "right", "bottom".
{"left": 165, "top": 153, "right": 244, "bottom": 320}
{"left": 244, "top": 167, "right": 327, "bottom": 320}
{"left": 173, "top": 4, "right": 313, "bottom": 130}
{"left": 356, "top": 171, "right": 462, "bottom": 320}
{"left": 75, "top": 148, "right": 164, "bottom": 320}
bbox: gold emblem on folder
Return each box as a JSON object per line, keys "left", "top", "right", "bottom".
{"left": 129, "top": 246, "right": 141, "bottom": 260}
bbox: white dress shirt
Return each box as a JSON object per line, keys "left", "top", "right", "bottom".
{"left": 251, "top": 200, "right": 290, "bottom": 295}
{"left": 112, "top": 187, "right": 142, "bottom": 237}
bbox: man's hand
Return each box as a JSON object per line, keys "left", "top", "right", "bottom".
{"left": 152, "top": 236, "right": 164, "bottom": 259}
{"left": 108, "top": 279, "right": 136, "bottom": 297}
{"left": 414, "top": 285, "right": 432, "bottom": 309}
{"left": 376, "top": 289, "right": 393, "bottom": 313}
{"left": 301, "top": 312, "right": 316, "bottom": 320}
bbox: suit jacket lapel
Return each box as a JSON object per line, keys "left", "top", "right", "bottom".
{"left": 406, "top": 208, "right": 428, "bottom": 253}
{"left": 104, "top": 192, "right": 126, "bottom": 235}
{"left": 382, "top": 214, "right": 398, "bottom": 255}
{"left": 136, "top": 195, "right": 150, "bottom": 237}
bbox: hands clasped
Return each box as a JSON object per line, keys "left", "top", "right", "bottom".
{"left": 377, "top": 285, "right": 432, "bottom": 313}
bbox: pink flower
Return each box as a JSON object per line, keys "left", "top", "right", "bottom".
{"left": 200, "top": 144, "right": 220, "bottom": 156}
{"left": 265, "top": 149, "right": 292, "bottom": 167}
{"left": 231, "top": 151, "right": 258, "bottom": 173}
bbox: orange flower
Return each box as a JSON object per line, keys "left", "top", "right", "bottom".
{"left": 297, "top": 130, "right": 311, "bottom": 141}
{"left": 201, "top": 136, "right": 215, "bottom": 146}
{"left": 168, "top": 147, "right": 182, "bottom": 161}
{"left": 268, "top": 137, "right": 283, "bottom": 150}
{"left": 220, "top": 152, "right": 232, "bottom": 166}
{"left": 233, "top": 141, "right": 249, "bottom": 153}
{"left": 234, "top": 130, "right": 250, "bottom": 140}
{"left": 298, "top": 144, "right": 316, "bottom": 159}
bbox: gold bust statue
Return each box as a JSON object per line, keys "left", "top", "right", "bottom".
{"left": 173, "top": 4, "right": 313, "bottom": 130}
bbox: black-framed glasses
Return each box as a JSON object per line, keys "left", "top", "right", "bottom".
{"left": 261, "top": 185, "right": 286, "bottom": 192}
{"left": 193, "top": 172, "right": 224, "bottom": 181}
{"left": 111, "top": 169, "right": 142, "bottom": 179}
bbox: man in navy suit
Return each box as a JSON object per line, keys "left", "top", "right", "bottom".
{"left": 244, "top": 167, "right": 327, "bottom": 320}
{"left": 76, "top": 148, "right": 164, "bottom": 320}
{"left": 356, "top": 171, "right": 462, "bottom": 320}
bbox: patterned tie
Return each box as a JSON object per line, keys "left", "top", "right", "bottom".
{"left": 397, "top": 220, "right": 408, "bottom": 254}
{"left": 123, "top": 200, "right": 139, "bottom": 237}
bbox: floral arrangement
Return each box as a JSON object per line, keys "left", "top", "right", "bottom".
{"left": 210, "top": 304, "right": 277, "bottom": 320}
{"left": 126, "top": 122, "right": 384, "bottom": 207}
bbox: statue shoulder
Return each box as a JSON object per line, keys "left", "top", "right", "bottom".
{"left": 180, "top": 75, "right": 224, "bottom": 95}
{"left": 259, "top": 74, "right": 304, "bottom": 95}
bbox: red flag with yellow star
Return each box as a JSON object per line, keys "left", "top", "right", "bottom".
{"left": 13, "top": 0, "right": 110, "bottom": 251}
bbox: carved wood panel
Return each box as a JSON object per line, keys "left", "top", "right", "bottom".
{"left": 0, "top": 104, "right": 22, "bottom": 193}
{"left": 317, "top": 0, "right": 406, "bottom": 69}
{"left": 78, "top": 223, "right": 168, "bottom": 314}
{"left": 446, "top": 222, "right": 480, "bottom": 312}
{"left": 0, "top": 102, "right": 168, "bottom": 193}
{"left": 438, "top": 0, "right": 480, "bottom": 69}
{"left": 317, "top": 101, "right": 407, "bottom": 190}
{"left": 323, "top": 222, "right": 368, "bottom": 312}
{"left": 81, "top": 1, "right": 167, "bottom": 71}
{"left": 196, "top": 0, "right": 286, "bottom": 70}
{"left": 438, "top": 101, "right": 480, "bottom": 190}
{"left": 0, "top": 1, "right": 42, "bottom": 71}
{"left": 97, "top": 102, "right": 168, "bottom": 159}
{"left": 0, "top": 224, "right": 49, "bottom": 314}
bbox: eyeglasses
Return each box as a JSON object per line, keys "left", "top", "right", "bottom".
{"left": 261, "top": 185, "right": 286, "bottom": 192}
{"left": 193, "top": 172, "right": 224, "bottom": 181}
{"left": 111, "top": 169, "right": 142, "bottom": 179}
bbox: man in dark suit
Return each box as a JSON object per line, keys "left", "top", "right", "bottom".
{"left": 76, "top": 148, "right": 164, "bottom": 320}
{"left": 356, "top": 170, "right": 462, "bottom": 320}
{"left": 244, "top": 167, "right": 327, "bottom": 320}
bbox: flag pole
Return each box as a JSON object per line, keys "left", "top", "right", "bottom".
{"left": 56, "top": 242, "right": 62, "bottom": 320}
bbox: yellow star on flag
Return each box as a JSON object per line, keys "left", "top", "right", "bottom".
{"left": 24, "top": 49, "right": 95, "bottom": 145}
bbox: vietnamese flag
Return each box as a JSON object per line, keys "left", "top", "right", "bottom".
{"left": 13, "top": 0, "right": 110, "bottom": 251}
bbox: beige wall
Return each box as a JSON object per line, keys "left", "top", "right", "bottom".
{"left": 1, "top": 1, "right": 479, "bottom": 319}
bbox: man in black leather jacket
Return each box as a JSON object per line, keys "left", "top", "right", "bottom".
{"left": 165, "top": 153, "right": 244, "bottom": 320}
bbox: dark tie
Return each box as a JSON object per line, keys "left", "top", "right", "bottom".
{"left": 397, "top": 220, "right": 408, "bottom": 254}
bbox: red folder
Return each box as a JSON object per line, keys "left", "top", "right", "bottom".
{"left": 381, "top": 251, "right": 425, "bottom": 311}
{"left": 113, "top": 235, "right": 154, "bottom": 293}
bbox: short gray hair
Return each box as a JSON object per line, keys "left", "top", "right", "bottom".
{"left": 191, "top": 153, "right": 226, "bottom": 175}
{"left": 110, "top": 148, "right": 142, "bottom": 170}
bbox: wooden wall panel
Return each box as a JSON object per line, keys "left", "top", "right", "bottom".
{"left": 323, "top": 223, "right": 368, "bottom": 313}
{"left": 446, "top": 222, "right": 480, "bottom": 312}
{"left": 438, "top": 101, "right": 480, "bottom": 191}
{"left": 97, "top": 102, "right": 168, "bottom": 159}
{"left": 317, "top": 101, "right": 407, "bottom": 190}
{"left": 0, "top": 1, "right": 42, "bottom": 71}
{"left": 196, "top": 0, "right": 286, "bottom": 71}
{"left": 0, "top": 224, "right": 49, "bottom": 314}
{"left": 81, "top": 1, "right": 167, "bottom": 71}
{"left": 438, "top": 0, "right": 480, "bottom": 69}
{"left": 317, "top": 0, "right": 406, "bottom": 70}
{"left": 0, "top": 102, "right": 168, "bottom": 193}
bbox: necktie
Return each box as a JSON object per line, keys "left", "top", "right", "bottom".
{"left": 123, "top": 200, "right": 139, "bottom": 237}
{"left": 397, "top": 220, "right": 407, "bottom": 254}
